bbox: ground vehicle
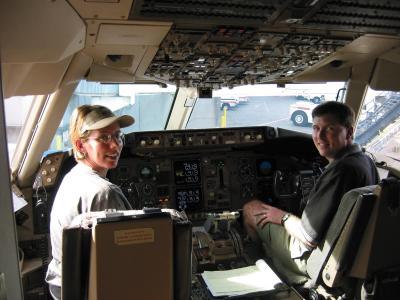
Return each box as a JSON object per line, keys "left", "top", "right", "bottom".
{"left": 219, "top": 97, "right": 240, "bottom": 110}
{"left": 2, "top": 1, "right": 400, "bottom": 300}
{"left": 238, "top": 96, "right": 249, "bottom": 103}
{"left": 289, "top": 101, "right": 317, "bottom": 126}
{"left": 219, "top": 96, "right": 249, "bottom": 110}
{"left": 296, "top": 95, "right": 324, "bottom": 104}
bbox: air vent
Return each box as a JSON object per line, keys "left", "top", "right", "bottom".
{"left": 105, "top": 55, "right": 134, "bottom": 68}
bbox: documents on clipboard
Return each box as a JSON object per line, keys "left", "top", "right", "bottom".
{"left": 201, "top": 259, "right": 284, "bottom": 298}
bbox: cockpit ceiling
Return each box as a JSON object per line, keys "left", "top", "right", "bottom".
{"left": 127, "top": 0, "right": 400, "bottom": 88}
{"left": 131, "top": 0, "right": 400, "bottom": 34}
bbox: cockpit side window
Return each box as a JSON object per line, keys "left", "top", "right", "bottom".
{"left": 4, "top": 96, "right": 35, "bottom": 162}
{"left": 355, "top": 88, "right": 400, "bottom": 161}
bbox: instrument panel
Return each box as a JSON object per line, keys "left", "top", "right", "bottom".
{"left": 109, "top": 126, "right": 321, "bottom": 219}
{"left": 32, "top": 126, "right": 322, "bottom": 299}
{"left": 126, "top": 126, "right": 276, "bottom": 150}
{"left": 33, "top": 126, "right": 322, "bottom": 230}
{"left": 111, "top": 153, "right": 276, "bottom": 211}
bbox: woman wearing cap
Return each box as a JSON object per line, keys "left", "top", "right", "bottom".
{"left": 46, "top": 105, "right": 134, "bottom": 300}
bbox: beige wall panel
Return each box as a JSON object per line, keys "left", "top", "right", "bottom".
{"left": 68, "top": 0, "right": 134, "bottom": 20}
{"left": 0, "top": 0, "right": 85, "bottom": 63}
{"left": 295, "top": 35, "right": 400, "bottom": 83}
{"left": 3, "top": 57, "right": 73, "bottom": 98}
{"left": 370, "top": 47, "right": 400, "bottom": 91}
{"left": 84, "top": 20, "right": 171, "bottom": 80}
{"left": 96, "top": 24, "right": 171, "bottom": 46}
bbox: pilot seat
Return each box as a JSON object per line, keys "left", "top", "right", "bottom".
{"left": 304, "top": 177, "right": 400, "bottom": 299}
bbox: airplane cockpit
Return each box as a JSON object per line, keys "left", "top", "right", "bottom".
{"left": 34, "top": 125, "right": 326, "bottom": 299}
{"left": 2, "top": 1, "right": 400, "bottom": 300}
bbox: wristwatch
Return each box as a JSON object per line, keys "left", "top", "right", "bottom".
{"left": 281, "top": 213, "right": 291, "bottom": 226}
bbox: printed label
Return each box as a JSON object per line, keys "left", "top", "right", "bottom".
{"left": 114, "top": 228, "right": 154, "bottom": 245}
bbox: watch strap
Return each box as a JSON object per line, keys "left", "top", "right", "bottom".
{"left": 281, "top": 213, "right": 291, "bottom": 226}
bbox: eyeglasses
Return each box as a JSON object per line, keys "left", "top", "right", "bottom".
{"left": 84, "top": 132, "right": 125, "bottom": 145}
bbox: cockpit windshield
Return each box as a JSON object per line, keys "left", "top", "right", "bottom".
{"left": 45, "top": 81, "right": 346, "bottom": 153}
{"left": 8, "top": 81, "right": 397, "bottom": 161}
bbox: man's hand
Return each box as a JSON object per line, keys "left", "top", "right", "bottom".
{"left": 243, "top": 199, "right": 316, "bottom": 249}
{"left": 243, "top": 199, "right": 317, "bottom": 249}
{"left": 243, "top": 200, "right": 286, "bottom": 229}
{"left": 255, "top": 204, "right": 286, "bottom": 227}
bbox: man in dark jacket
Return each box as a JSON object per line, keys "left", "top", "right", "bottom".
{"left": 243, "top": 101, "right": 379, "bottom": 284}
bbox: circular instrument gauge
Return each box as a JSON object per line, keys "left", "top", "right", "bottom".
{"left": 258, "top": 160, "right": 273, "bottom": 176}
{"left": 142, "top": 183, "right": 154, "bottom": 196}
{"left": 239, "top": 164, "right": 255, "bottom": 182}
{"left": 139, "top": 166, "right": 153, "bottom": 179}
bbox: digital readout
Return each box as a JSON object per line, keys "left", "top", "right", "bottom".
{"left": 175, "top": 187, "right": 202, "bottom": 211}
{"left": 174, "top": 160, "right": 201, "bottom": 185}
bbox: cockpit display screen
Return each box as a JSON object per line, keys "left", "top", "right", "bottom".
{"left": 175, "top": 187, "right": 203, "bottom": 211}
{"left": 256, "top": 159, "right": 274, "bottom": 177}
{"left": 174, "top": 160, "right": 201, "bottom": 185}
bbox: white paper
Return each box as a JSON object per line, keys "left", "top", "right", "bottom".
{"left": 201, "top": 259, "right": 283, "bottom": 297}
{"left": 12, "top": 193, "right": 27, "bottom": 213}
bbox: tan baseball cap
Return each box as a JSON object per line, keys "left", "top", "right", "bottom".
{"left": 80, "top": 105, "right": 134, "bottom": 134}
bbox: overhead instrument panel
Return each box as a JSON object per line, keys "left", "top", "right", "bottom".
{"left": 145, "top": 27, "right": 352, "bottom": 88}
{"left": 124, "top": 0, "right": 400, "bottom": 88}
